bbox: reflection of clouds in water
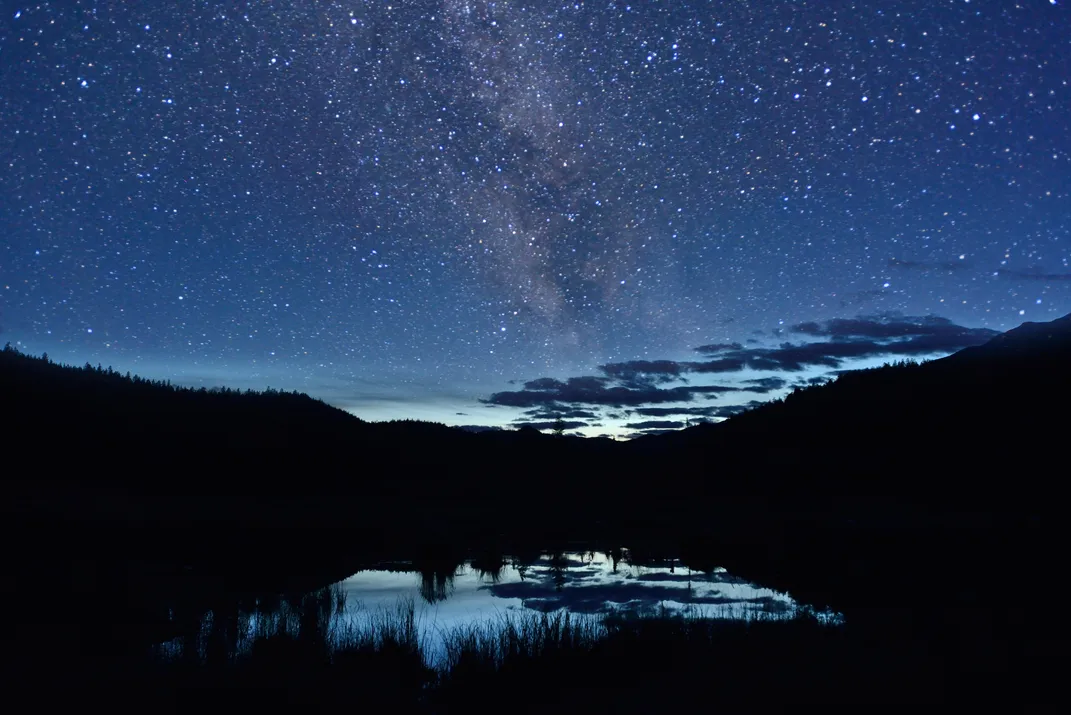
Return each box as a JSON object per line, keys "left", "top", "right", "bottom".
{"left": 485, "top": 552, "right": 792, "bottom": 616}
{"left": 486, "top": 582, "right": 787, "bottom": 615}
{"left": 333, "top": 552, "right": 801, "bottom": 665}
{"left": 340, "top": 551, "right": 794, "bottom": 621}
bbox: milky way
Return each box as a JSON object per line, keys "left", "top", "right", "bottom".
{"left": 2, "top": 1, "right": 1068, "bottom": 434}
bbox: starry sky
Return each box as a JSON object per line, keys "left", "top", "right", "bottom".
{"left": 2, "top": 1, "right": 1069, "bottom": 437}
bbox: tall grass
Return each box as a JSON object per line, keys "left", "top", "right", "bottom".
{"left": 335, "top": 596, "right": 424, "bottom": 659}
{"left": 426, "top": 602, "right": 869, "bottom": 707}
{"left": 21, "top": 587, "right": 957, "bottom": 707}
{"left": 441, "top": 610, "right": 604, "bottom": 675}
{"left": 150, "top": 585, "right": 813, "bottom": 671}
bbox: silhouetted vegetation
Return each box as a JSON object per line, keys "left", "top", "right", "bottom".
{"left": 18, "top": 581, "right": 942, "bottom": 710}
{"left": 4, "top": 314, "right": 1070, "bottom": 704}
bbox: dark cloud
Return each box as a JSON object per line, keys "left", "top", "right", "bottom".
{"left": 753, "top": 342, "right": 879, "bottom": 369}
{"left": 878, "top": 331, "right": 1000, "bottom": 355}
{"left": 484, "top": 376, "right": 733, "bottom": 408}
{"left": 790, "top": 313, "right": 997, "bottom": 341}
{"left": 686, "top": 314, "right": 1000, "bottom": 373}
{"left": 692, "top": 342, "right": 743, "bottom": 355}
{"left": 512, "top": 420, "right": 589, "bottom": 431}
{"left": 522, "top": 376, "right": 581, "bottom": 391}
{"left": 486, "top": 313, "right": 998, "bottom": 413}
{"left": 631, "top": 402, "right": 764, "bottom": 421}
{"left": 686, "top": 356, "right": 749, "bottom": 373}
{"left": 624, "top": 420, "right": 685, "bottom": 430}
{"left": 888, "top": 257, "right": 970, "bottom": 273}
{"left": 748, "top": 334, "right": 988, "bottom": 370}
{"left": 741, "top": 376, "right": 788, "bottom": 393}
{"left": 596, "top": 360, "right": 742, "bottom": 390}
{"left": 522, "top": 406, "right": 600, "bottom": 420}
{"left": 632, "top": 406, "right": 724, "bottom": 418}
{"left": 995, "top": 268, "right": 1071, "bottom": 282}
{"left": 678, "top": 345, "right": 844, "bottom": 374}
{"left": 455, "top": 424, "right": 505, "bottom": 433}
{"left": 598, "top": 359, "right": 686, "bottom": 383}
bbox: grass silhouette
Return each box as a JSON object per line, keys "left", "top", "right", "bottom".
{"left": 12, "top": 584, "right": 961, "bottom": 710}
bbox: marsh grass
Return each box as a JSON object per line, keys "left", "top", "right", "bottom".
{"left": 422, "top": 602, "right": 902, "bottom": 709}
{"left": 146, "top": 582, "right": 833, "bottom": 674}
{"left": 149, "top": 587, "right": 813, "bottom": 671}
{"left": 22, "top": 586, "right": 947, "bottom": 708}
{"left": 440, "top": 610, "right": 602, "bottom": 678}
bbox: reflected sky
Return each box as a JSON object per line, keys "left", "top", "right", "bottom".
{"left": 156, "top": 550, "right": 837, "bottom": 667}
{"left": 337, "top": 551, "right": 798, "bottom": 660}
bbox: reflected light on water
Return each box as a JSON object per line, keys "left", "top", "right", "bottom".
{"left": 335, "top": 550, "right": 805, "bottom": 662}
{"left": 155, "top": 550, "right": 841, "bottom": 667}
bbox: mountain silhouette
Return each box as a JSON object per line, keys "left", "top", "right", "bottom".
{"left": 627, "top": 312, "right": 1070, "bottom": 515}
{"left": 937, "top": 312, "right": 1071, "bottom": 366}
{"left": 4, "top": 319, "right": 1068, "bottom": 700}
{"left": 4, "top": 313, "right": 1069, "bottom": 519}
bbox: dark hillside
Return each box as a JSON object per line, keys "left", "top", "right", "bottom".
{"left": 1, "top": 344, "right": 359, "bottom": 465}
{"left": 6, "top": 311, "right": 1069, "bottom": 528}
{"left": 615, "top": 314, "right": 1070, "bottom": 689}
{"left": 630, "top": 312, "right": 1071, "bottom": 514}
{"left": 5, "top": 313, "right": 1069, "bottom": 531}
{"left": 1, "top": 344, "right": 624, "bottom": 537}
{"left": 3, "top": 317, "right": 1069, "bottom": 701}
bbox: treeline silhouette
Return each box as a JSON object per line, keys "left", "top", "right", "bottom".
{"left": 6, "top": 313, "right": 1069, "bottom": 533}
{"left": 2, "top": 341, "right": 620, "bottom": 521}
{"left": 629, "top": 313, "right": 1071, "bottom": 515}
{"left": 1, "top": 342, "right": 360, "bottom": 456}
{"left": 5, "top": 314, "right": 1069, "bottom": 539}
{"left": 2, "top": 341, "right": 626, "bottom": 594}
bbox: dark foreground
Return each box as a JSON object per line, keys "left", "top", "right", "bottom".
{"left": 42, "top": 611, "right": 944, "bottom": 712}
{"left": 4, "top": 506, "right": 1063, "bottom": 709}
{"left": 0, "top": 567, "right": 955, "bottom": 711}
{"left": 4, "top": 316, "right": 1069, "bottom": 705}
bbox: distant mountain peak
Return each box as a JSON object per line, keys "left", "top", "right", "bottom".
{"left": 936, "top": 311, "right": 1071, "bottom": 365}
{"left": 986, "top": 312, "right": 1071, "bottom": 342}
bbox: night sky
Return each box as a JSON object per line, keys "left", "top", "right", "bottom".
{"left": 2, "top": 1, "right": 1068, "bottom": 436}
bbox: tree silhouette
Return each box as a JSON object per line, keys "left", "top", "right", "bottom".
{"left": 552, "top": 415, "right": 566, "bottom": 436}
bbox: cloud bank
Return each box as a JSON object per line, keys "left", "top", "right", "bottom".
{"left": 482, "top": 313, "right": 998, "bottom": 434}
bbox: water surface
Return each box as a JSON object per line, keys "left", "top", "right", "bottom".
{"left": 336, "top": 550, "right": 800, "bottom": 659}
{"left": 156, "top": 549, "right": 830, "bottom": 666}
